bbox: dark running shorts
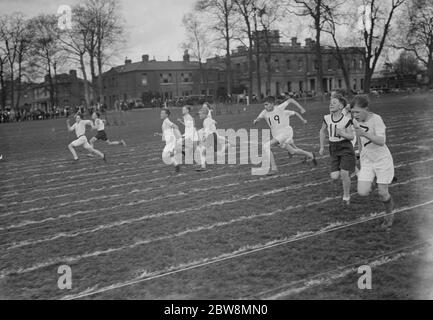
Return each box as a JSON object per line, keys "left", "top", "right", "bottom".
{"left": 95, "top": 130, "right": 108, "bottom": 141}
{"left": 329, "top": 140, "right": 356, "bottom": 173}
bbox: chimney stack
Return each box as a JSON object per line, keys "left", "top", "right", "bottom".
{"left": 183, "top": 50, "right": 190, "bottom": 62}
{"left": 291, "top": 37, "right": 298, "bottom": 46}
{"left": 69, "top": 70, "right": 77, "bottom": 78}
{"left": 142, "top": 54, "right": 149, "bottom": 62}
{"left": 125, "top": 58, "right": 132, "bottom": 64}
{"left": 305, "top": 38, "right": 313, "bottom": 47}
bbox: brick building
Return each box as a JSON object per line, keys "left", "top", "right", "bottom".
{"left": 207, "top": 30, "right": 366, "bottom": 97}
{"left": 100, "top": 51, "right": 224, "bottom": 108}
{"left": 18, "top": 70, "right": 91, "bottom": 112}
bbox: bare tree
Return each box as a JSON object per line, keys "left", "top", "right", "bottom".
{"left": 322, "top": 1, "right": 353, "bottom": 90}
{"left": 0, "top": 13, "right": 33, "bottom": 111}
{"left": 356, "top": 0, "right": 406, "bottom": 92}
{"left": 257, "top": 0, "right": 283, "bottom": 97}
{"left": 83, "top": 0, "right": 124, "bottom": 104}
{"left": 393, "top": 0, "right": 433, "bottom": 86}
{"left": 288, "top": 0, "right": 329, "bottom": 96}
{"left": 234, "top": 0, "right": 256, "bottom": 103}
{"left": 59, "top": 5, "right": 93, "bottom": 107}
{"left": 196, "top": 0, "right": 238, "bottom": 98}
{"left": 28, "top": 14, "right": 62, "bottom": 111}
{"left": 182, "top": 13, "right": 212, "bottom": 96}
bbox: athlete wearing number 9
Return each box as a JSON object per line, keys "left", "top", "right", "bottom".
{"left": 254, "top": 96, "right": 316, "bottom": 176}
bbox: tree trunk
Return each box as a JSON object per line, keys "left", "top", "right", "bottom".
{"left": 0, "top": 60, "right": 6, "bottom": 111}
{"left": 15, "top": 56, "right": 23, "bottom": 110}
{"left": 224, "top": 12, "right": 232, "bottom": 98}
{"left": 248, "top": 37, "right": 253, "bottom": 103}
{"left": 80, "top": 52, "right": 91, "bottom": 108}
{"left": 47, "top": 61, "right": 55, "bottom": 111}
{"left": 97, "top": 49, "right": 104, "bottom": 104}
{"left": 89, "top": 54, "right": 97, "bottom": 104}
{"left": 254, "top": 24, "right": 261, "bottom": 101}
{"left": 427, "top": 55, "right": 433, "bottom": 87}
{"left": 9, "top": 68, "right": 14, "bottom": 111}
{"left": 363, "top": 67, "right": 373, "bottom": 93}
{"left": 315, "top": 2, "right": 324, "bottom": 97}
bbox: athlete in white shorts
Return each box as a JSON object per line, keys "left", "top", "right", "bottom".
{"left": 177, "top": 105, "right": 199, "bottom": 164}
{"left": 67, "top": 114, "right": 106, "bottom": 162}
{"left": 254, "top": 97, "right": 316, "bottom": 175}
{"left": 351, "top": 95, "right": 395, "bottom": 230}
{"left": 195, "top": 105, "right": 229, "bottom": 171}
{"left": 155, "top": 108, "right": 182, "bottom": 172}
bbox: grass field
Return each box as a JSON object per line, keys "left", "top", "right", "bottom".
{"left": 1, "top": 93, "right": 433, "bottom": 300}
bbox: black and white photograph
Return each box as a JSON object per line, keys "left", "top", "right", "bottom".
{"left": 0, "top": 0, "right": 433, "bottom": 304}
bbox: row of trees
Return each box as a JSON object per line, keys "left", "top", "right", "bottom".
{"left": 0, "top": 0, "right": 124, "bottom": 111}
{"left": 182, "top": 0, "right": 433, "bottom": 102}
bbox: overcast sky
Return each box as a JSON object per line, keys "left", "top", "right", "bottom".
{"left": 0, "top": 0, "right": 397, "bottom": 73}
{"left": 0, "top": 0, "right": 197, "bottom": 65}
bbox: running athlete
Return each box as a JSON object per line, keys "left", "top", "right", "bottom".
{"left": 351, "top": 95, "right": 395, "bottom": 230}
{"left": 155, "top": 108, "right": 182, "bottom": 172}
{"left": 177, "top": 105, "right": 199, "bottom": 161}
{"left": 254, "top": 97, "right": 316, "bottom": 176}
{"left": 67, "top": 114, "right": 106, "bottom": 162}
{"left": 89, "top": 112, "right": 126, "bottom": 147}
{"left": 319, "top": 94, "right": 356, "bottom": 205}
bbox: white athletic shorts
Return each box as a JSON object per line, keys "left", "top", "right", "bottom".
{"left": 163, "top": 138, "right": 182, "bottom": 154}
{"left": 358, "top": 156, "right": 395, "bottom": 185}
{"left": 274, "top": 127, "right": 294, "bottom": 147}
{"left": 71, "top": 136, "right": 91, "bottom": 148}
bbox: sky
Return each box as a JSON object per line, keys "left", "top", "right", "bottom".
{"left": 0, "top": 0, "right": 197, "bottom": 65}
{"left": 0, "top": 0, "right": 398, "bottom": 73}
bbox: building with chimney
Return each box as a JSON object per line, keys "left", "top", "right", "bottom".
{"left": 14, "top": 70, "right": 91, "bottom": 112}
{"left": 100, "top": 50, "right": 224, "bottom": 108}
{"left": 206, "top": 30, "right": 367, "bottom": 97}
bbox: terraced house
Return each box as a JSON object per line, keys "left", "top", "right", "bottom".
{"left": 100, "top": 51, "right": 224, "bottom": 108}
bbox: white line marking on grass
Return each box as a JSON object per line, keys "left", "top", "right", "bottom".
{"left": 56, "top": 199, "right": 433, "bottom": 300}
{"left": 1, "top": 158, "right": 433, "bottom": 239}
{"left": 262, "top": 245, "right": 425, "bottom": 300}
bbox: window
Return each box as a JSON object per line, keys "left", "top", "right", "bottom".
{"left": 160, "top": 73, "right": 173, "bottom": 84}
{"left": 314, "top": 60, "right": 318, "bottom": 70}
{"left": 141, "top": 73, "right": 148, "bottom": 86}
{"left": 327, "top": 59, "right": 332, "bottom": 71}
{"left": 287, "top": 81, "right": 292, "bottom": 92}
{"left": 359, "top": 59, "right": 363, "bottom": 70}
{"left": 181, "top": 72, "right": 192, "bottom": 83}
{"left": 353, "top": 59, "right": 357, "bottom": 70}
{"left": 286, "top": 59, "right": 291, "bottom": 71}
{"left": 338, "top": 79, "right": 342, "bottom": 88}
{"left": 298, "top": 59, "right": 303, "bottom": 71}
{"left": 236, "top": 63, "right": 241, "bottom": 72}
{"left": 274, "top": 59, "right": 279, "bottom": 72}
{"left": 353, "top": 79, "right": 357, "bottom": 91}
{"left": 361, "top": 78, "right": 364, "bottom": 91}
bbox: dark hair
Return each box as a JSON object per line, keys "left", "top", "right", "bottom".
{"left": 75, "top": 113, "right": 83, "bottom": 118}
{"left": 161, "top": 108, "right": 170, "bottom": 116}
{"left": 351, "top": 95, "right": 370, "bottom": 109}
{"left": 183, "top": 105, "right": 192, "bottom": 112}
{"left": 264, "top": 96, "right": 275, "bottom": 104}
{"left": 203, "top": 102, "right": 211, "bottom": 108}
{"left": 95, "top": 112, "right": 101, "bottom": 118}
{"left": 332, "top": 94, "right": 347, "bottom": 108}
